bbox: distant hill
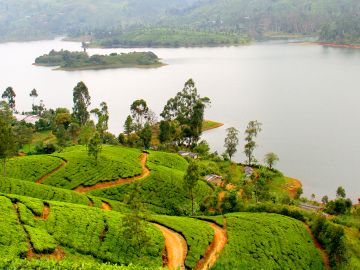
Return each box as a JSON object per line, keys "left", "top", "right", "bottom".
{"left": 1, "top": 0, "right": 360, "bottom": 46}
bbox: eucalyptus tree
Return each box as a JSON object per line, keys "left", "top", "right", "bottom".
{"left": 0, "top": 101, "right": 16, "bottom": 177}
{"left": 224, "top": 127, "right": 239, "bottom": 160}
{"left": 72, "top": 81, "right": 91, "bottom": 126}
{"left": 2, "top": 87, "right": 16, "bottom": 111}
{"left": 244, "top": 120, "right": 262, "bottom": 165}
{"left": 161, "top": 79, "right": 210, "bottom": 146}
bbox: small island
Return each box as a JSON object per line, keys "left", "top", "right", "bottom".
{"left": 34, "top": 50, "right": 164, "bottom": 70}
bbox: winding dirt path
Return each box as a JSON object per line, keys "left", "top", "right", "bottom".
{"left": 154, "top": 224, "right": 187, "bottom": 270}
{"left": 74, "top": 153, "right": 150, "bottom": 193}
{"left": 195, "top": 222, "right": 227, "bottom": 270}
{"left": 304, "top": 224, "right": 331, "bottom": 270}
{"left": 36, "top": 159, "right": 67, "bottom": 184}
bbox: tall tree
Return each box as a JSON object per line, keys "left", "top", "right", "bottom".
{"left": 244, "top": 120, "right": 262, "bottom": 165}
{"left": 121, "top": 184, "right": 150, "bottom": 252}
{"left": 224, "top": 127, "right": 239, "bottom": 160}
{"left": 79, "top": 121, "right": 96, "bottom": 146}
{"left": 29, "top": 88, "right": 38, "bottom": 107}
{"left": 72, "top": 81, "right": 91, "bottom": 126}
{"left": 2, "top": 87, "right": 16, "bottom": 111}
{"left": 124, "top": 115, "right": 134, "bottom": 137}
{"left": 130, "top": 99, "right": 149, "bottom": 131}
{"left": 53, "top": 108, "right": 72, "bottom": 148}
{"left": 139, "top": 123, "right": 152, "bottom": 149}
{"left": 183, "top": 160, "right": 200, "bottom": 215}
{"left": 88, "top": 132, "right": 102, "bottom": 165}
{"left": 264, "top": 152, "right": 279, "bottom": 169}
{"left": 161, "top": 79, "right": 210, "bottom": 146}
{"left": 91, "top": 101, "right": 109, "bottom": 139}
{"left": 0, "top": 102, "right": 16, "bottom": 177}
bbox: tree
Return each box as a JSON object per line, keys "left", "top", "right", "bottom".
{"left": 53, "top": 108, "right": 72, "bottom": 148}
{"left": 321, "top": 195, "right": 329, "bottom": 205}
{"left": 336, "top": 186, "right": 346, "bottom": 198}
{"left": 139, "top": 123, "right": 152, "bottom": 149}
{"left": 124, "top": 115, "right": 134, "bottom": 137}
{"left": 2, "top": 87, "right": 16, "bottom": 111}
{"left": 224, "top": 127, "right": 239, "bottom": 160}
{"left": 29, "top": 88, "right": 38, "bottom": 107}
{"left": 183, "top": 161, "right": 200, "bottom": 215}
{"left": 13, "top": 121, "right": 33, "bottom": 151}
{"left": 161, "top": 79, "right": 210, "bottom": 146}
{"left": 0, "top": 101, "right": 16, "bottom": 177}
{"left": 72, "top": 81, "right": 91, "bottom": 126}
{"left": 121, "top": 184, "right": 150, "bottom": 253}
{"left": 81, "top": 42, "right": 89, "bottom": 53}
{"left": 79, "top": 121, "right": 96, "bottom": 146}
{"left": 130, "top": 99, "right": 149, "bottom": 131}
{"left": 244, "top": 120, "right": 262, "bottom": 165}
{"left": 91, "top": 101, "right": 109, "bottom": 139}
{"left": 264, "top": 152, "right": 279, "bottom": 169}
{"left": 159, "top": 120, "right": 171, "bottom": 143}
{"left": 88, "top": 132, "right": 102, "bottom": 165}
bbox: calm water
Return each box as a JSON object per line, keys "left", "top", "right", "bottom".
{"left": 1, "top": 38, "right": 359, "bottom": 201}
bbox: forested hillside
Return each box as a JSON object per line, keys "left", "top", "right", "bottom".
{"left": 1, "top": 0, "right": 360, "bottom": 45}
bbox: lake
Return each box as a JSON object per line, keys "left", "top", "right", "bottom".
{"left": 0, "top": 38, "right": 359, "bottom": 201}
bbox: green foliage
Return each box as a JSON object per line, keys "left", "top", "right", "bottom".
{"left": 72, "top": 81, "right": 91, "bottom": 126}
{"left": 35, "top": 50, "right": 162, "bottom": 70}
{"left": 0, "top": 259, "right": 164, "bottom": 270}
{"left": 151, "top": 215, "right": 214, "bottom": 269}
{"left": 88, "top": 132, "right": 102, "bottom": 165}
{"left": 24, "top": 225, "right": 58, "bottom": 253}
{"left": 90, "top": 155, "right": 211, "bottom": 215}
{"left": 213, "top": 212, "right": 325, "bottom": 270}
{"left": 224, "top": 127, "right": 239, "bottom": 160}
{"left": 98, "top": 28, "right": 249, "bottom": 48}
{"left": 0, "top": 196, "right": 28, "bottom": 259}
{"left": 147, "top": 150, "right": 188, "bottom": 172}
{"left": 43, "top": 145, "right": 142, "bottom": 189}
{"left": 0, "top": 155, "right": 63, "bottom": 182}
{"left": 0, "top": 194, "right": 164, "bottom": 267}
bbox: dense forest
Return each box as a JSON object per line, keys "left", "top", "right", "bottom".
{"left": 1, "top": 0, "right": 360, "bottom": 45}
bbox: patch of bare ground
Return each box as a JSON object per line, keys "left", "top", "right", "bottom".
{"left": 154, "top": 224, "right": 187, "bottom": 270}
{"left": 304, "top": 224, "right": 331, "bottom": 270}
{"left": 195, "top": 221, "right": 227, "bottom": 270}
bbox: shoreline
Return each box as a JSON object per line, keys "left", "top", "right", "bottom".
{"left": 202, "top": 121, "right": 224, "bottom": 132}
{"left": 33, "top": 62, "right": 166, "bottom": 71}
{"left": 296, "top": 41, "right": 360, "bottom": 49}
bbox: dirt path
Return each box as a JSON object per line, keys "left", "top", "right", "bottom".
{"left": 34, "top": 203, "right": 50, "bottom": 220}
{"left": 36, "top": 159, "right": 67, "bottom": 184}
{"left": 154, "top": 224, "right": 187, "bottom": 270}
{"left": 195, "top": 222, "right": 227, "bottom": 270}
{"left": 74, "top": 153, "right": 150, "bottom": 193}
{"left": 101, "top": 201, "right": 112, "bottom": 211}
{"left": 304, "top": 224, "right": 331, "bottom": 270}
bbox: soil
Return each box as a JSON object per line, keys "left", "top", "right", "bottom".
{"left": 101, "top": 202, "right": 112, "bottom": 211}
{"left": 154, "top": 224, "right": 187, "bottom": 270}
{"left": 36, "top": 159, "right": 67, "bottom": 184}
{"left": 194, "top": 222, "right": 227, "bottom": 270}
{"left": 304, "top": 224, "right": 331, "bottom": 270}
{"left": 74, "top": 153, "right": 150, "bottom": 193}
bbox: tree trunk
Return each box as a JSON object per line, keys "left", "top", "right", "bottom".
{"left": 3, "top": 158, "right": 6, "bottom": 178}
{"left": 191, "top": 189, "right": 194, "bottom": 216}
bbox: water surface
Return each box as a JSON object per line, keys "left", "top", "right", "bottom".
{"left": 0, "top": 39, "right": 359, "bottom": 201}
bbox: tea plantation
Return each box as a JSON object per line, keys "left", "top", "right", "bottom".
{"left": 90, "top": 154, "right": 212, "bottom": 215}
{"left": 0, "top": 155, "right": 63, "bottom": 182}
{"left": 44, "top": 145, "right": 143, "bottom": 189}
{"left": 0, "top": 194, "right": 164, "bottom": 267}
{"left": 212, "top": 212, "right": 325, "bottom": 270}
